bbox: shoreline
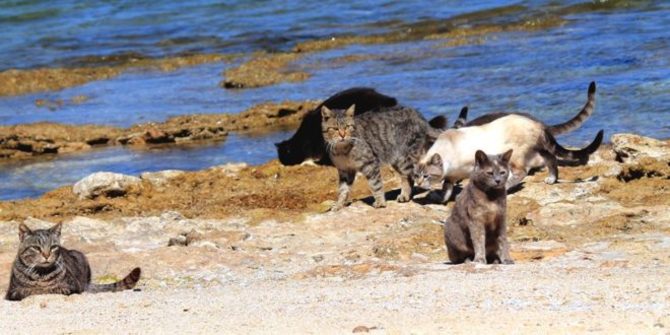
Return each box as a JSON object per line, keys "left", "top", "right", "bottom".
{"left": 0, "top": 2, "right": 585, "bottom": 97}
{"left": 0, "top": 133, "right": 668, "bottom": 332}
{"left": 0, "top": 100, "right": 318, "bottom": 161}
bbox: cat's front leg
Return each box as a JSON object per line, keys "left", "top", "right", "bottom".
{"left": 361, "top": 162, "right": 386, "bottom": 208}
{"left": 396, "top": 174, "right": 413, "bottom": 203}
{"left": 5, "top": 288, "right": 28, "bottom": 301}
{"left": 496, "top": 220, "right": 514, "bottom": 264}
{"left": 469, "top": 222, "right": 487, "bottom": 264}
{"left": 331, "top": 170, "right": 356, "bottom": 211}
{"left": 506, "top": 165, "right": 527, "bottom": 189}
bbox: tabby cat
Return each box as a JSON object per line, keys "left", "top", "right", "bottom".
{"left": 444, "top": 149, "right": 514, "bottom": 264}
{"left": 277, "top": 87, "right": 447, "bottom": 166}
{"left": 321, "top": 104, "right": 442, "bottom": 210}
{"left": 5, "top": 222, "right": 141, "bottom": 301}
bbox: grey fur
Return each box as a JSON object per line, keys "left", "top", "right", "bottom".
{"left": 321, "top": 104, "right": 441, "bottom": 210}
{"left": 5, "top": 222, "right": 141, "bottom": 301}
{"left": 444, "top": 150, "right": 514, "bottom": 264}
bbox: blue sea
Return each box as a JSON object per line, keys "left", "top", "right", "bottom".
{"left": 1, "top": 0, "right": 669, "bottom": 200}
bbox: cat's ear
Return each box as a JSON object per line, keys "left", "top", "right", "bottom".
{"left": 429, "top": 153, "right": 442, "bottom": 167}
{"left": 321, "top": 106, "right": 333, "bottom": 120}
{"left": 499, "top": 149, "right": 513, "bottom": 164}
{"left": 475, "top": 150, "right": 489, "bottom": 167}
{"left": 18, "top": 223, "right": 32, "bottom": 242}
{"left": 345, "top": 104, "right": 356, "bottom": 118}
{"left": 49, "top": 222, "right": 62, "bottom": 238}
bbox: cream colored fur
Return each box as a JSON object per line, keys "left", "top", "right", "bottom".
{"left": 418, "top": 114, "right": 548, "bottom": 203}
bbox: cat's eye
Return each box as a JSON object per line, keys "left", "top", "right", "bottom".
{"left": 486, "top": 171, "right": 494, "bottom": 176}
{"left": 499, "top": 171, "right": 507, "bottom": 175}
{"left": 50, "top": 246, "right": 59, "bottom": 251}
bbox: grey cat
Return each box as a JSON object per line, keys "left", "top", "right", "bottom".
{"left": 444, "top": 149, "right": 514, "bottom": 264}
{"left": 5, "top": 222, "right": 141, "bottom": 301}
{"left": 321, "top": 104, "right": 441, "bottom": 210}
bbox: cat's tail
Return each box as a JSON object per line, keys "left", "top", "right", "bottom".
{"left": 453, "top": 106, "right": 468, "bottom": 128}
{"left": 428, "top": 115, "right": 448, "bottom": 130}
{"left": 545, "top": 129, "right": 604, "bottom": 162}
{"left": 425, "top": 115, "right": 448, "bottom": 141}
{"left": 549, "top": 81, "right": 596, "bottom": 136}
{"left": 87, "top": 267, "right": 141, "bottom": 293}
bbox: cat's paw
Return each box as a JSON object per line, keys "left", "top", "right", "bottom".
{"left": 473, "top": 256, "right": 487, "bottom": 264}
{"left": 372, "top": 200, "right": 387, "bottom": 208}
{"left": 501, "top": 258, "right": 514, "bottom": 265}
{"left": 544, "top": 176, "right": 557, "bottom": 184}
{"left": 396, "top": 193, "right": 411, "bottom": 203}
{"left": 329, "top": 203, "right": 344, "bottom": 212}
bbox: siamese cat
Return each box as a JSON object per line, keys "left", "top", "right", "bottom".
{"left": 453, "top": 82, "right": 597, "bottom": 136}
{"left": 415, "top": 83, "right": 603, "bottom": 203}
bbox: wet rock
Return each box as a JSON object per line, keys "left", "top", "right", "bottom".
{"left": 73, "top": 172, "right": 142, "bottom": 199}
{"left": 221, "top": 52, "right": 310, "bottom": 89}
{"left": 141, "top": 170, "right": 185, "bottom": 186}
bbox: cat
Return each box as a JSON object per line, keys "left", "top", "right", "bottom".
{"left": 415, "top": 114, "right": 603, "bottom": 203}
{"left": 5, "top": 222, "right": 141, "bottom": 301}
{"left": 276, "top": 87, "right": 446, "bottom": 166}
{"left": 279, "top": 81, "right": 596, "bottom": 166}
{"left": 415, "top": 82, "right": 603, "bottom": 203}
{"left": 276, "top": 87, "right": 398, "bottom": 166}
{"left": 321, "top": 104, "right": 443, "bottom": 210}
{"left": 453, "top": 82, "right": 597, "bottom": 136}
{"left": 444, "top": 149, "right": 514, "bottom": 264}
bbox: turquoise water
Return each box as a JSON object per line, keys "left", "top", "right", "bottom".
{"left": 1, "top": 0, "right": 669, "bottom": 200}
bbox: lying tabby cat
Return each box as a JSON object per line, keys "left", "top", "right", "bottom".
{"left": 5, "top": 222, "right": 141, "bottom": 301}
{"left": 322, "top": 104, "right": 442, "bottom": 210}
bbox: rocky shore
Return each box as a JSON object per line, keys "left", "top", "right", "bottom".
{"left": 0, "top": 133, "right": 668, "bottom": 332}
{"left": 0, "top": 100, "right": 318, "bottom": 160}
{"left": 0, "top": 54, "right": 235, "bottom": 97}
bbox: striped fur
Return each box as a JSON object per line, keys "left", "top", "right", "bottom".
{"left": 453, "top": 107, "right": 468, "bottom": 129}
{"left": 548, "top": 81, "right": 596, "bottom": 135}
{"left": 460, "top": 82, "right": 597, "bottom": 136}
{"left": 5, "top": 223, "right": 141, "bottom": 301}
{"left": 321, "top": 104, "right": 441, "bottom": 210}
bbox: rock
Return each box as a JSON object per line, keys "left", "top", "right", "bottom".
{"left": 72, "top": 172, "right": 141, "bottom": 199}
{"left": 160, "top": 211, "right": 186, "bottom": 221}
{"left": 141, "top": 170, "right": 185, "bottom": 186}
{"left": 168, "top": 235, "right": 188, "bottom": 247}
{"left": 167, "top": 230, "right": 203, "bottom": 247}
{"left": 611, "top": 133, "right": 670, "bottom": 163}
{"left": 352, "top": 325, "right": 377, "bottom": 333}
{"left": 520, "top": 240, "right": 566, "bottom": 251}
{"left": 210, "top": 162, "right": 248, "bottom": 177}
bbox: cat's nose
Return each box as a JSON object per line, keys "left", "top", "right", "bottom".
{"left": 41, "top": 251, "right": 50, "bottom": 259}
{"left": 338, "top": 130, "right": 346, "bottom": 138}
